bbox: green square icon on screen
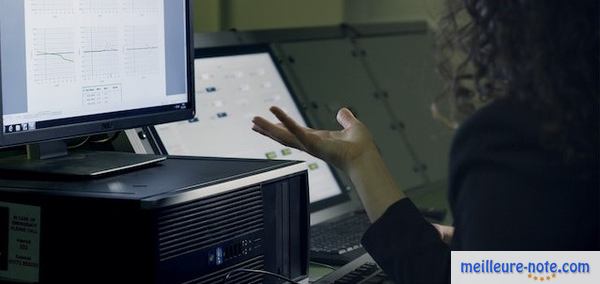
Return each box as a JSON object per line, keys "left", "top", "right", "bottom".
{"left": 265, "top": 152, "right": 277, "bottom": 159}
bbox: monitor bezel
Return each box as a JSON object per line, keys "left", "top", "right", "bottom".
{"left": 148, "top": 44, "right": 351, "bottom": 212}
{"left": 0, "top": 0, "right": 196, "bottom": 148}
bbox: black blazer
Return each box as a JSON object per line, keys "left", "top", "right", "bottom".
{"left": 361, "top": 98, "right": 599, "bottom": 284}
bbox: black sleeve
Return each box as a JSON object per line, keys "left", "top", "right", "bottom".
{"left": 360, "top": 99, "right": 598, "bottom": 283}
{"left": 448, "top": 100, "right": 599, "bottom": 250}
{"left": 361, "top": 199, "right": 450, "bottom": 284}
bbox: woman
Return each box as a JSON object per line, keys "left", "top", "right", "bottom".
{"left": 252, "top": 0, "right": 599, "bottom": 283}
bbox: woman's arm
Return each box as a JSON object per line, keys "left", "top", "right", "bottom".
{"left": 344, "top": 145, "right": 406, "bottom": 221}
{"left": 253, "top": 107, "right": 450, "bottom": 284}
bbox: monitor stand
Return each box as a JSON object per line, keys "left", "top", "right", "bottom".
{"left": 0, "top": 140, "right": 166, "bottom": 177}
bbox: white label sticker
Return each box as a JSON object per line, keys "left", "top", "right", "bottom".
{"left": 0, "top": 202, "right": 40, "bottom": 283}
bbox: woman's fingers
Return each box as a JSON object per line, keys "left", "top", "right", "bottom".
{"left": 269, "top": 107, "right": 312, "bottom": 146}
{"left": 254, "top": 107, "right": 327, "bottom": 157}
{"left": 432, "top": 224, "right": 454, "bottom": 244}
{"left": 336, "top": 108, "right": 359, "bottom": 129}
{"left": 252, "top": 117, "right": 304, "bottom": 150}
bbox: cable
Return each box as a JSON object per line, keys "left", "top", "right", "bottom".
{"left": 309, "top": 261, "right": 336, "bottom": 271}
{"left": 67, "top": 136, "right": 90, "bottom": 150}
{"left": 223, "top": 268, "right": 300, "bottom": 284}
{"left": 90, "top": 131, "right": 120, "bottom": 144}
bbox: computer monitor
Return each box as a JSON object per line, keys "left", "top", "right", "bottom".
{"left": 0, "top": 0, "right": 195, "bottom": 175}
{"left": 149, "top": 45, "right": 349, "bottom": 209}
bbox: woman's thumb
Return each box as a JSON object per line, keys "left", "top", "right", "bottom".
{"left": 337, "top": 108, "right": 358, "bottom": 129}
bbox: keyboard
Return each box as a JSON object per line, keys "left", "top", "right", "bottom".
{"left": 311, "top": 211, "right": 371, "bottom": 265}
{"left": 310, "top": 207, "right": 446, "bottom": 265}
{"left": 313, "top": 253, "right": 394, "bottom": 284}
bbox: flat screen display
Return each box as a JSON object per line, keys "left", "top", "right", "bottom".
{"left": 154, "top": 52, "right": 344, "bottom": 203}
{"left": 0, "top": 0, "right": 191, "bottom": 138}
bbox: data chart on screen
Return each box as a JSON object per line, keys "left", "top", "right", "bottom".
{"left": 0, "top": 0, "right": 188, "bottom": 132}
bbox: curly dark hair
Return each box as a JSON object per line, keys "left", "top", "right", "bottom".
{"left": 436, "top": 0, "right": 599, "bottom": 161}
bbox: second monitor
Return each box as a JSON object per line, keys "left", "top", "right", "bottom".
{"left": 149, "top": 46, "right": 346, "bottom": 206}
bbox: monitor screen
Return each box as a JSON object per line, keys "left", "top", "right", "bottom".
{"left": 154, "top": 51, "right": 344, "bottom": 203}
{"left": 0, "top": 0, "right": 193, "bottom": 146}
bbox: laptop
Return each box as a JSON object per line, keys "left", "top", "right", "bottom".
{"left": 127, "top": 45, "right": 371, "bottom": 265}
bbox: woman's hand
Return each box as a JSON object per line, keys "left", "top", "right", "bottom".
{"left": 252, "top": 106, "right": 377, "bottom": 171}
{"left": 252, "top": 106, "right": 405, "bottom": 221}
{"left": 432, "top": 224, "right": 455, "bottom": 244}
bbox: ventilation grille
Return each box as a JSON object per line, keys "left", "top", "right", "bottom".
{"left": 183, "top": 255, "right": 265, "bottom": 284}
{"left": 158, "top": 186, "right": 264, "bottom": 261}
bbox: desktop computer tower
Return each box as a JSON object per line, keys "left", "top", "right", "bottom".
{"left": 0, "top": 156, "right": 309, "bottom": 284}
